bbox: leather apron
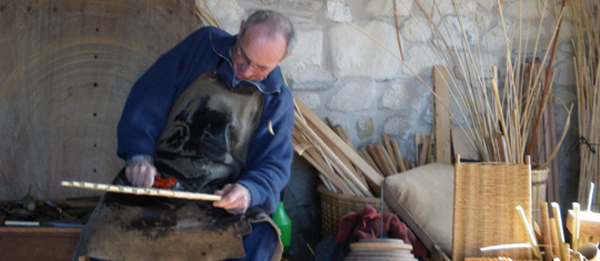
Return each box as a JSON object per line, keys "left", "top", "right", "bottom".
{"left": 74, "top": 63, "right": 283, "bottom": 261}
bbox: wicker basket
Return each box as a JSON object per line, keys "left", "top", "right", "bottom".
{"left": 318, "top": 184, "right": 392, "bottom": 238}
{"left": 531, "top": 167, "right": 548, "bottom": 226}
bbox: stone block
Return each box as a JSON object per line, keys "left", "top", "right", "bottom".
{"left": 330, "top": 21, "right": 402, "bottom": 79}
{"left": 383, "top": 116, "right": 412, "bottom": 139}
{"left": 201, "top": 0, "right": 245, "bottom": 34}
{"left": 327, "top": 81, "right": 376, "bottom": 112}
{"left": 400, "top": 16, "right": 432, "bottom": 43}
{"left": 325, "top": 0, "right": 352, "bottom": 22}
{"left": 289, "top": 68, "right": 336, "bottom": 90}
{"left": 294, "top": 92, "right": 321, "bottom": 109}
{"left": 399, "top": 45, "right": 437, "bottom": 77}
{"left": 380, "top": 83, "right": 411, "bottom": 110}
{"left": 365, "top": 0, "right": 411, "bottom": 17}
{"left": 356, "top": 116, "right": 374, "bottom": 138}
{"left": 419, "top": 0, "right": 476, "bottom": 16}
{"left": 294, "top": 30, "right": 323, "bottom": 66}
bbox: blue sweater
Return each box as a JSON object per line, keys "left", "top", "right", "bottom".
{"left": 116, "top": 27, "right": 294, "bottom": 214}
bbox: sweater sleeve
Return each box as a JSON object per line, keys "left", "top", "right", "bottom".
{"left": 237, "top": 85, "right": 295, "bottom": 214}
{"left": 116, "top": 28, "right": 214, "bottom": 160}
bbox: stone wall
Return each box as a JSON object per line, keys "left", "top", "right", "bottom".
{"left": 198, "top": 0, "right": 586, "bottom": 258}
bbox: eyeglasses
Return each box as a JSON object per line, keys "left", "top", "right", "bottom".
{"left": 233, "top": 43, "right": 277, "bottom": 79}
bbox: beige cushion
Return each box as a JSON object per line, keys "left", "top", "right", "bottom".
{"left": 384, "top": 162, "right": 454, "bottom": 257}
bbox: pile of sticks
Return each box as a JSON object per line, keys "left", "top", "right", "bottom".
{"left": 517, "top": 201, "right": 599, "bottom": 261}
{"left": 292, "top": 97, "right": 402, "bottom": 197}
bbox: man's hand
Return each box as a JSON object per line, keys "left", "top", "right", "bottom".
{"left": 213, "top": 183, "right": 251, "bottom": 215}
{"left": 125, "top": 156, "right": 157, "bottom": 188}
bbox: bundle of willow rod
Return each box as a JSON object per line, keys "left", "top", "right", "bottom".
{"left": 352, "top": 0, "right": 573, "bottom": 168}
{"left": 572, "top": 0, "right": 600, "bottom": 211}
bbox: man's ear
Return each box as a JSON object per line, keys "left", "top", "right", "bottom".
{"left": 281, "top": 52, "right": 293, "bottom": 62}
{"left": 237, "top": 20, "right": 245, "bottom": 40}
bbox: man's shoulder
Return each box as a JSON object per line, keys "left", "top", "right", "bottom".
{"left": 192, "top": 26, "right": 231, "bottom": 40}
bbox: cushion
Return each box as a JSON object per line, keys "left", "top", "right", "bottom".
{"left": 384, "top": 162, "right": 454, "bottom": 257}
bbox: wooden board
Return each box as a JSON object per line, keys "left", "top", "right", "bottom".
{"left": 433, "top": 65, "right": 452, "bottom": 164}
{"left": 0, "top": 227, "right": 82, "bottom": 261}
{"left": 0, "top": 0, "right": 198, "bottom": 200}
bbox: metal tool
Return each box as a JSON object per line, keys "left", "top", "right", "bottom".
{"left": 153, "top": 176, "right": 182, "bottom": 190}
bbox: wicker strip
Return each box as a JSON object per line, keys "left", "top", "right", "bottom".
{"left": 453, "top": 162, "right": 533, "bottom": 261}
{"left": 318, "top": 184, "right": 392, "bottom": 238}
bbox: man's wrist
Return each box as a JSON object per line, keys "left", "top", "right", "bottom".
{"left": 126, "top": 154, "right": 154, "bottom": 166}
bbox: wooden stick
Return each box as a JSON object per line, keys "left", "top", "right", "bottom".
{"left": 367, "top": 144, "right": 388, "bottom": 177}
{"left": 573, "top": 202, "right": 581, "bottom": 254}
{"left": 516, "top": 205, "right": 542, "bottom": 261}
{"left": 61, "top": 181, "right": 222, "bottom": 201}
{"left": 418, "top": 135, "right": 431, "bottom": 166}
{"left": 541, "top": 203, "right": 554, "bottom": 261}
{"left": 375, "top": 143, "right": 394, "bottom": 176}
{"left": 551, "top": 202, "right": 568, "bottom": 261}
{"left": 378, "top": 142, "right": 398, "bottom": 174}
{"left": 550, "top": 217, "right": 560, "bottom": 257}
{"left": 391, "top": 139, "right": 407, "bottom": 172}
{"left": 383, "top": 133, "right": 398, "bottom": 170}
{"left": 359, "top": 148, "right": 384, "bottom": 178}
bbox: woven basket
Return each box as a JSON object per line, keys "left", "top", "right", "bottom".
{"left": 531, "top": 167, "right": 548, "bottom": 226}
{"left": 318, "top": 184, "right": 392, "bottom": 238}
{"left": 453, "top": 161, "right": 533, "bottom": 261}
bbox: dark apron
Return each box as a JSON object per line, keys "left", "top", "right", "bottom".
{"left": 74, "top": 67, "right": 283, "bottom": 261}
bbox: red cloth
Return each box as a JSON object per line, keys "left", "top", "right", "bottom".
{"left": 335, "top": 204, "right": 427, "bottom": 258}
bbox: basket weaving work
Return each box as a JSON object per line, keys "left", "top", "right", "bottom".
{"left": 318, "top": 184, "right": 392, "bottom": 238}
{"left": 453, "top": 161, "right": 533, "bottom": 261}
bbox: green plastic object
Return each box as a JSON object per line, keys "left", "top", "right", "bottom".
{"left": 272, "top": 201, "right": 292, "bottom": 254}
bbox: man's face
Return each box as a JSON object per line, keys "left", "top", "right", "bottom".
{"left": 232, "top": 24, "right": 287, "bottom": 81}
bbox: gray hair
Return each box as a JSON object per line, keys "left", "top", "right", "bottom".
{"left": 240, "top": 10, "right": 296, "bottom": 56}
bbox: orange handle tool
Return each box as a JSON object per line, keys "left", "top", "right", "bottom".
{"left": 153, "top": 176, "right": 179, "bottom": 190}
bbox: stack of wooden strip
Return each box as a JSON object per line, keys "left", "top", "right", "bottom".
{"left": 354, "top": 133, "right": 414, "bottom": 179}
{"left": 292, "top": 97, "right": 382, "bottom": 197}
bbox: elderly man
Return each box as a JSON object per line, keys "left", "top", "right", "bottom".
{"left": 74, "top": 10, "right": 295, "bottom": 261}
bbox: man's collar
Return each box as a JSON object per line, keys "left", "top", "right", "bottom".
{"left": 209, "top": 31, "right": 282, "bottom": 94}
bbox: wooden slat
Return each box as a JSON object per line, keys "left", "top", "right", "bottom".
{"left": 292, "top": 130, "right": 355, "bottom": 195}
{"left": 418, "top": 135, "right": 431, "bottom": 166}
{"left": 289, "top": 99, "right": 385, "bottom": 194}
{"left": 294, "top": 114, "right": 368, "bottom": 196}
{"left": 383, "top": 133, "right": 398, "bottom": 170}
{"left": 391, "top": 139, "right": 407, "bottom": 172}
{"left": 433, "top": 65, "right": 452, "bottom": 164}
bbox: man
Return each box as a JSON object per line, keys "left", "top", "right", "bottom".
{"left": 74, "top": 10, "right": 295, "bottom": 261}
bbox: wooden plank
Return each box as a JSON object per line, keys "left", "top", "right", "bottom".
{"left": 433, "top": 65, "right": 452, "bottom": 164}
